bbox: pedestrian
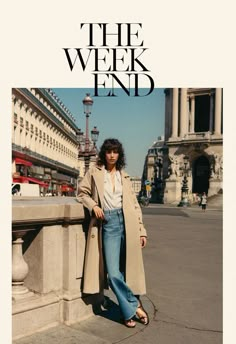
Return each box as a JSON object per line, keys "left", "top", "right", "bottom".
{"left": 78, "top": 138, "right": 148, "bottom": 328}
{"left": 201, "top": 192, "right": 207, "bottom": 211}
{"left": 197, "top": 193, "right": 202, "bottom": 206}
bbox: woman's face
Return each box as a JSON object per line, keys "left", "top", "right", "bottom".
{"left": 105, "top": 149, "right": 119, "bottom": 167}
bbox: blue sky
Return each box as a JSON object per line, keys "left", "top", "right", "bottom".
{"left": 52, "top": 88, "right": 165, "bottom": 177}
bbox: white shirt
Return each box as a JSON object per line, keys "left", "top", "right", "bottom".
{"left": 201, "top": 195, "right": 207, "bottom": 205}
{"left": 103, "top": 170, "right": 123, "bottom": 210}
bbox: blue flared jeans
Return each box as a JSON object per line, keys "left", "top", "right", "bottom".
{"left": 102, "top": 208, "right": 138, "bottom": 320}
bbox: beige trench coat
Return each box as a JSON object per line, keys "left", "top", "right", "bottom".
{"left": 78, "top": 165, "right": 147, "bottom": 295}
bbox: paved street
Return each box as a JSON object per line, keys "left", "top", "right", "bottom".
{"left": 15, "top": 204, "right": 222, "bottom": 344}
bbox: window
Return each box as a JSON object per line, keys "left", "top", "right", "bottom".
{"left": 194, "top": 95, "right": 210, "bottom": 132}
{"left": 14, "top": 113, "right": 18, "bottom": 124}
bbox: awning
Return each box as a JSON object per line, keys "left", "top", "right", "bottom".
{"left": 15, "top": 158, "right": 32, "bottom": 166}
{"left": 26, "top": 177, "right": 49, "bottom": 187}
{"left": 13, "top": 177, "right": 22, "bottom": 183}
{"left": 61, "top": 185, "right": 75, "bottom": 192}
{"left": 13, "top": 176, "right": 49, "bottom": 188}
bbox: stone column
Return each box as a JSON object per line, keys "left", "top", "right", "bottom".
{"left": 209, "top": 92, "right": 214, "bottom": 133}
{"left": 190, "top": 95, "right": 195, "bottom": 132}
{"left": 187, "top": 96, "right": 190, "bottom": 132}
{"left": 179, "top": 88, "right": 188, "bottom": 137}
{"left": 214, "top": 88, "right": 222, "bottom": 135}
{"left": 171, "top": 88, "right": 178, "bottom": 138}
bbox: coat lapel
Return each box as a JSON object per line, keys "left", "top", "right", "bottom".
{"left": 121, "top": 170, "right": 130, "bottom": 208}
{"left": 93, "top": 165, "right": 105, "bottom": 208}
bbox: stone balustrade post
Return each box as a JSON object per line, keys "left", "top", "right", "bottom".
{"left": 12, "top": 230, "right": 30, "bottom": 296}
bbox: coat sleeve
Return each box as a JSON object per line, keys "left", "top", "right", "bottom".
{"left": 126, "top": 176, "right": 147, "bottom": 238}
{"left": 77, "top": 169, "right": 98, "bottom": 214}
{"left": 133, "top": 194, "right": 147, "bottom": 238}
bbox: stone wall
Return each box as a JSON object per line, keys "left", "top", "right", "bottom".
{"left": 12, "top": 197, "right": 103, "bottom": 340}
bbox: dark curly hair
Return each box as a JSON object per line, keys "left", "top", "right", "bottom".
{"left": 97, "top": 138, "right": 126, "bottom": 170}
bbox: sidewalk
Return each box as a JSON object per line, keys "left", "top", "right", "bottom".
{"left": 14, "top": 205, "right": 222, "bottom": 344}
{"left": 14, "top": 292, "right": 155, "bottom": 344}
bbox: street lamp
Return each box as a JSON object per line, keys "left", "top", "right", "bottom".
{"left": 78, "top": 94, "right": 99, "bottom": 174}
{"left": 91, "top": 126, "right": 99, "bottom": 145}
{"left": 178, "top": 155, "right": 190, "bottom": 207}
{"left": 155, "top": 156, "right": 164, "bottom": 203}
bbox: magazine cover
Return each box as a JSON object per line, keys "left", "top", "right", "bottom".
{"left": 1, "top": 1, "right": 234, "bottom": 343}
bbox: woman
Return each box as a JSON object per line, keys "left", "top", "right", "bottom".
{"left": 78, "top": 138, "right": 148, "bottom": 328}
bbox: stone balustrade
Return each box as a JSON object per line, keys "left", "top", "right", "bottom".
{"left": 184, "top": 131, "right": 211, "bottom": 140}
{"left": 12, "top": 197, "right": 103, "bottom": 340}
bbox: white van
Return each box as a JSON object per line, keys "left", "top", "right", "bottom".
{"left": 12, "top": 183, "right": 40, "bottom": 197}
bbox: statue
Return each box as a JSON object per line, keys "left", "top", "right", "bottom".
{"left": 214, "top": 154, "right": 223, "bottom": 179}
{"left": 168, "top": 155, "right": 180, "bottom": 179}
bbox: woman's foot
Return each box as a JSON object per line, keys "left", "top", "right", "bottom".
{"left": 136, "top": 301, "right": 149, "bottom": 325}
{"left": 123, "top": 318, "right": 136, "bottom": 328}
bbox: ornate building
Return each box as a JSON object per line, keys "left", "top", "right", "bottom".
{"left": 12, "top": 88, "right": 81, "bottom": 195}
{"left": 163, "top": 88, "right": 223, "bottom": 203}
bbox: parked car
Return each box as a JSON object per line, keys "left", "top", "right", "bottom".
{"left": 12, "top": 183, "right": 40, "bottom": 197}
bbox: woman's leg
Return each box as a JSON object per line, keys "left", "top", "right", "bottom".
{"left": 103, "top": 209, "right": 138, "bottom": 321}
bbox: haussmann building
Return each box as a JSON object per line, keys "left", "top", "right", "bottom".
{"left": 12, "top": 88, "right": 81, "bottom": 195}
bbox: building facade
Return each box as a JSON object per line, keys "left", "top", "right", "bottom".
{"left": 12, "top": 88, "right": 81, "bottom": 195}
{"left": 163, "top": 88, "right": 223, "bottom": 203}
{"left": 141, "top": 136, "right": 164, "bottom": 203}
{"left": 130, "top": 176, "right": 142, "bottom": 196}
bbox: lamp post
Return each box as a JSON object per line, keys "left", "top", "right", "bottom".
{"left": 77, "top": 94, "right": 99, "bottom": 174}
{"left": 156, "top": 156, "right": 164, "bottom": 203}
{"left": 178, "top": 155, "right": 190, "bottom": 207}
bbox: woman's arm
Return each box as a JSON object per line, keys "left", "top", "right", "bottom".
{"left": 133, "top": 196, "right": 147, "bottom": 238}
{"left": 77, "top": 169, "right": 105, "bottom": 220}
{"left": 126, "top": 175, "right": 147, "bottom": 238}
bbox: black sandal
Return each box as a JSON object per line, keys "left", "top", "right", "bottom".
{"left": 136, "top": 300, "right": 149, "bottom": 325}
{"left": 123, "top": 318, "right": 136, "bottom": 328}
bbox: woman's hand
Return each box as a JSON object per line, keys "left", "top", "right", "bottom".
{"left": 140, "top": 236, "right": 147, "bottom": 248}
{"left": 93, "top": 205, "right": 105, "bottom": 220}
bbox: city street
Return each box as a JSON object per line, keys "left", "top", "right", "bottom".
{"left": 15, "top": 204, "right": 222, "bottom": 344}
{"left": 139, "top": 204, "right": 222, "bottom": 344}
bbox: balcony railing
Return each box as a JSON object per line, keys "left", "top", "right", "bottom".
{"left": 12, "top": 143, "right": 79, "bottom": 175}
{"left": 184, "top": 131, "right": 211, "bottom": 140}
